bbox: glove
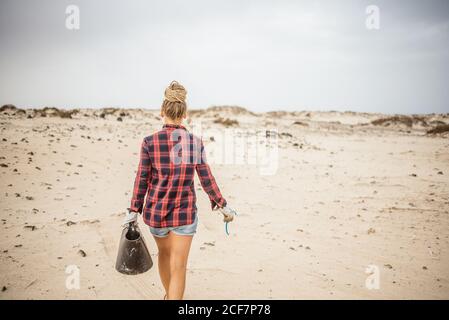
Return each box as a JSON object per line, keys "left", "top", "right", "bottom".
{"left": 123, "top": 210, "right": 138, "bottom": 226}
{"left": 219, "top": 205, "right": 237, "bottom": 223}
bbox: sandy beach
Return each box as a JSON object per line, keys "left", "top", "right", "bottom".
{"left": 0, "top": 105, "right": 448, "bottom": 299}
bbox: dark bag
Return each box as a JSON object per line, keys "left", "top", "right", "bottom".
{"left": 115, "top": 223, "right": 153, "bottom": 275}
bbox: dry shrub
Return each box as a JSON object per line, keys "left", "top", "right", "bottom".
{"left": 98, "top": 107, "right": 121, "bottom": 118}
{"left": 213, "top": 117, "right": 239, "bottom": 127}
{"left": 266, "top": 111, "right": 290, "bottom": 117}
{"left": 372, "top": 116, "right": 413, "bottom": 127}
{"left": 429, "top": 120, "right": 446, "bottom": 126}
{"left": 293, "top": 121, "right": 309, "bottom": 126}
{"left": 187, "top": 109, "right": 205, "bottom": 117}
{"left": 28, "top": 107, "right": 79, "bottom": 119}
{"left": 371, "top": 115, "right": 428, "bottom": 128}
{"left": 42, "top": 107, "right": 79, "bottom": 118}
{"left": 208, "top": 105, "right": 256, "bottom": 116}
{"left": 426, "top": 124, "right": 449, "bottom": 134}
{"left": 0, "top": 104, "right": 18, "bottom": 112}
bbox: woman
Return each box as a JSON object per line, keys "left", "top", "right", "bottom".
{"left": 125, "top": 81, "right": 234, "bottom": 300}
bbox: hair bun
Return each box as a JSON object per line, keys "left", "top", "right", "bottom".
{"left": 164, "top": 81, "right": 187, "bottom": 103}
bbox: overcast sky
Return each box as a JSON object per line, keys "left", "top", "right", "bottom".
{"left": 0, "top": 0, "right": 448, "bottom": 114}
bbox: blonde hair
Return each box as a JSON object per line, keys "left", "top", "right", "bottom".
{"left": 161, "top": 81, "right": 187, "bottom": 120}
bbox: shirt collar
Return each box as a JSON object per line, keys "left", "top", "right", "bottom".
{"left": 163, "top": 123, "right": 186, "bottom": 130}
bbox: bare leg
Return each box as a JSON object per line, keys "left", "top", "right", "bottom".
{"left": 167, "top": 232, "right": 193, "bottom": 300}
{"left": 153, "top": 235, "right": 171, "bottom": 297}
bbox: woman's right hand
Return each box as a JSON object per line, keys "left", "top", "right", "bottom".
{"left": 220, "top": 205, "right": 237, "bottom": 222}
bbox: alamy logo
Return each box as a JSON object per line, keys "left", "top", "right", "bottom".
{"left": 65, "top": 5, "right": 80, "bottom": 30}
{"left": 365, "top": 264, "right": 380, "bottom": 290}
{"left": 168, "top": 124, "right": 279, "bottom": 176}
{"left": 65, "top": 265, "right": 80, "bottom": 290}
{"left": 365, "top": 5, "right": 380, "bottom": 30}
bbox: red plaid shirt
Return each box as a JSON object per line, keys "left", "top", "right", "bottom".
{"left": 130, "top": 124, "right": 227, "bottom": 228}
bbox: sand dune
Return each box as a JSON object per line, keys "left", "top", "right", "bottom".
{"left": 0, "top": 105, "right": 448, "bottom": 299}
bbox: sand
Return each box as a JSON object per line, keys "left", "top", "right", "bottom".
{"left": 0, "top": 105, "right": 448, "bottom": 299}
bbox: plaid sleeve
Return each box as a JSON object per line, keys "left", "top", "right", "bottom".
{"left": 130, "top": 139, "right": 152, "bottom": 213}
{"left": 195, "top": 138, "right": 227, "bottom": 210}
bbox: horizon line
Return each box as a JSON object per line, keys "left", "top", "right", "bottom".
{"left": 1, "top": 103, "right": 448, "bottom": 116}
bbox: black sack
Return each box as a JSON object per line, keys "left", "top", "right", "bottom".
{"left": 115, "top": 223, "right": 153, "bottom": 275}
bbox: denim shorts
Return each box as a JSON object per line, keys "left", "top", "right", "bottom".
{"left": 149, "top": 214, "right": 198, "bottom": 238}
